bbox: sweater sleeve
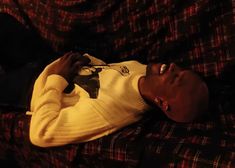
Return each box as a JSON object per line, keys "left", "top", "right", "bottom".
{"left": 29, "top": 74, "right": 112, "bottom": 147}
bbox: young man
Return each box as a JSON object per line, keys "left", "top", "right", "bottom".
{"left": 28, "top": 52, "right": 209, "bottom": 147}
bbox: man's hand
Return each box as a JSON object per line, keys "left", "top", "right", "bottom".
{"left": 54, "top": 52, "right": 91, "bottom": 82}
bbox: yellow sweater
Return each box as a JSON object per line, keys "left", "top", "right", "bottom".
{"left": 29, "top": 55, "right": 150, "bottom": 147}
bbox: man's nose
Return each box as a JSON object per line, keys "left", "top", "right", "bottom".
{"left": 169, "top": 63, "right": 176, "bottom": 72}
{"left": 169, "top": 63, "right": 182, "bottom": 73}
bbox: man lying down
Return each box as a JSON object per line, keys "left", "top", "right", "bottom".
{"left": 28, "top": 52, "right": 209, "bottom": 147}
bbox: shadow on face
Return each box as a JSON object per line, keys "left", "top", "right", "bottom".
{"left": 141, "top": 63, "right": 209, "bottom": 122}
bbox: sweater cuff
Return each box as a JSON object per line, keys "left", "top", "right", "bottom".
{"left": 45, "top": 75, "right": 68, "bottom": 92}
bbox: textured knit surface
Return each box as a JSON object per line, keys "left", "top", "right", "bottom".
{"left": 29, "top": 56, "right": 148, "bottom": 147}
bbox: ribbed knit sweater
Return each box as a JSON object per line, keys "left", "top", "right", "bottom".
{"left": 29, "top": 55, "right": 150, "bottom": 147}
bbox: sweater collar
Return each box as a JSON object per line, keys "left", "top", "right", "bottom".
{"left": 131, "top": 74, "right": 151, "bottom": 111}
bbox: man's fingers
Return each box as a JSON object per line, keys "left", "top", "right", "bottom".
{"left": 72, "top": 53, "right": 91, "bottom": 65}
{"left": 72, "top": 61, "right": 85, "bottom": 71}
{"left": 61, "top": 51, "right": 73, "bottom": 60}
{"left": 61, "top": 52, "right": 90, "bottom": 64}
{"left": 70, "top": 52, "right": 82, "bottom": 61}
{"left": 59, "top": 52, "right": 91, "bottom": 74}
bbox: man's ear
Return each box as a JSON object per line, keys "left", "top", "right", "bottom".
{"left": 165, "top": 98, "right": 198, "bottom": 123}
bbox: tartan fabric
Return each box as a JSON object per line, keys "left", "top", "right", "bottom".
{"left": 0, "top": 112, "right": 79, "bottom": 167}
{"left": 1, "top": 0, "right": 235, "bottom": 77}
{"left": 78, "top": 111, "right": 235, "bottom": 168}
{"left": 1, "top": 106, "right": 235, "bottom": 167}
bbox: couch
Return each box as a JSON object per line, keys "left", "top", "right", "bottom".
{"left": 0, "top": 0, "right": 235, "bottom": 167}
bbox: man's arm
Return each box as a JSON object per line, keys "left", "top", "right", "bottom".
{"left": 29, "top": 52, "right": 112, "bottom": 147}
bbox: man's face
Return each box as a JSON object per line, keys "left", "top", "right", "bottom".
{"left": 145, "top": 63, "right": 200, "bottom": 98}
{"left": 143, "top": 63, "right": 208, "bottom": 122}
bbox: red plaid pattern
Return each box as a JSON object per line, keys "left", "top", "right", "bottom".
{"left": 0, "top": 112, "right": 80, "bottom": 167}
{"left": 1, "top": 0, "right": 235, "bottom": 77}
{"left": 79, "top": 112, "right": 235, "bottom": 168}
{"left": 1, "top": 109, "right": 234, "bottom": 167}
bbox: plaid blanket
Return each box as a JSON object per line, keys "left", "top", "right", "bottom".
{"left": 0, "top": 112, "right": 80, "bottom": 167}
{"left": 0, "top": 0, "right": 235, "bottom": 167}
{"left": 0, "top": 101, "right": 235, "bottom": 167}
{"left": 1, "top": 0, "right": 235, "bottom": 77}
